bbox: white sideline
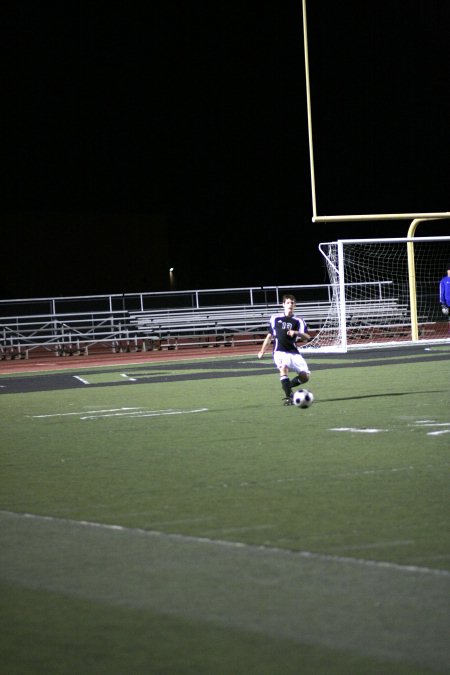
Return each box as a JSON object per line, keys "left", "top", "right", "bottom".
{"left": 2, "top": 509, "right": 448, "bottom": 578}
{"left": 2, "top": 509, "right": 449, "bottom": 671}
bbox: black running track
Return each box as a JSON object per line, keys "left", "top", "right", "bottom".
{"left": 1, "top": 347, "right": 448, "bottom": 395}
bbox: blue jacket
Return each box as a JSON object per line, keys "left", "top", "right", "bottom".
{"left": 439, "top": 275, "right": 450, "bottom": 306}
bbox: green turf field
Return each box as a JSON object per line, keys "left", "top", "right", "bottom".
{"left": 1, "top": 346, "right": 449, "bottom": 674}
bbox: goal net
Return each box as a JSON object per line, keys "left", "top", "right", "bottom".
{"left": 308, "top": 236, "right": 450, "bottom": 352}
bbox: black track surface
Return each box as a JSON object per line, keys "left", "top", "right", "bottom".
{"left": 1, "top": 347, "right": 449, "bottom": 395}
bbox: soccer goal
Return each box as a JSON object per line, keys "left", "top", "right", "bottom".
{"left": 308, "top": 236, "right": 450, "bottom": 352}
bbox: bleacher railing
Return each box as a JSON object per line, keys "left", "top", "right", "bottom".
{"left": 0, "top": 284, "right": 336, "bottom": 359}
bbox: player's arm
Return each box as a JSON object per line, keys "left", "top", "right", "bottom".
{"left": 296, "top": 330, "right": 312, "bottom": 342}
{"left": 258, "top": 333, "right": 272, "bottom": 359}
{"left": 287, "top": 327, "right": 310, "bottom": 341}
{"left": 292, "top": 318, "right": 312, "bottom": 342}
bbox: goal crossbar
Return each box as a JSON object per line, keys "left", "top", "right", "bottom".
{"left": 312, "top": 213, "right": 450, "bottom": 223}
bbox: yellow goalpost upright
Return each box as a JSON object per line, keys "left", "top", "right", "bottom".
{"left": 301, "top": 0, "right": 449, "bottom": 228}
{"left": 300, "top": 0, "right": 449, "bottom": 351}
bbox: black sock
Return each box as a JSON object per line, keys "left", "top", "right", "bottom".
{"left": 281, "top": 376, "right": 291, "bottom": 397}
{"left": 290, "top": 376, "right": 301, "bottom": 388}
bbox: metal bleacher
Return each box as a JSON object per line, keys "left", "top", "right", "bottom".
{"left": 0, "top": 285, "right": 335, "bottom": 359}
{"left": 0, "top": 283, "right": 414, "bottom": 360}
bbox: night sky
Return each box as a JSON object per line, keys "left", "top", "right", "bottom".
{"left": 3, "top": 1, "right": 449, "bottom": 299}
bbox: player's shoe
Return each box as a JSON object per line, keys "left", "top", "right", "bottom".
{"left": 282, "top": 396, "right": 294, "bottom": 406}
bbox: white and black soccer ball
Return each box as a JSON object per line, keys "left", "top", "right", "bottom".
{"left": 293, "top": 389, "right": 314, "bottom": 408}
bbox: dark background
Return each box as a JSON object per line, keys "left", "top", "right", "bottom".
{"left": 2, "top": 1, "right": 449, "bottom": 298}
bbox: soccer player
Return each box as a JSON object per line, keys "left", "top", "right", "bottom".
{"left": 439, "top": 265, "right": 450, "bottom": 317}
{"left": 257, "top": 294, "right": 312, "bottom": 405}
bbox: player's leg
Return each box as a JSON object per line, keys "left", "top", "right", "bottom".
{"left": 290, "top": 354, "right": 310, "bottom": 388}
{"left": 290, "top": 373, "right": 309, "bottom": 387}
{"left": 280, "top": 373, "right": 293, "bottom": 403}
{"left": 274, "top": 351, "right": 294, "bottom": 404}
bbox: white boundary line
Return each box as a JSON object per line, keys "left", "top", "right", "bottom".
{"left": 3, "top": 510, "right": 448, "bottom": 578}
{"left": 30, "top": 407, "right": 209, "bottom": 420}
{"left": 73, "top": 375, "right": 89, "bottom": 384}
{"left": 31, "top": 407, "right": 144, "bottom": 417}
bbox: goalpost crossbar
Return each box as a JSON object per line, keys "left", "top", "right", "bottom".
{"left": 312, "top": 213, "right": 450, "bottom": 222}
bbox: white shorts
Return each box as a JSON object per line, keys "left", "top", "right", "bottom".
{"left": 273, "top": 350, "right": 310, "bottom": 375}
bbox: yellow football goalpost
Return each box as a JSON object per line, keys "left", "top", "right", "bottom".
{"left": 301, "top": 0, "right": 449, "bottom": 226}
{"left": 301, "top": 0, "right": 449, "bottom": 349}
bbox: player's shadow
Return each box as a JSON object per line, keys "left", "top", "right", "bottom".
{"left": 320, "top": 389, "right": 445, "bottom": 403}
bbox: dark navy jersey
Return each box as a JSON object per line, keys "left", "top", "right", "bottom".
{"left": 269, "top": 313, "right": 308, "bottom": 353}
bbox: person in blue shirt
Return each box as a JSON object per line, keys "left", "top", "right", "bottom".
{"left": 258, "top": 294, "right": 312, "bottom": 405}
{"left": 439, "top": 265, "right": 450, "bottom": 317}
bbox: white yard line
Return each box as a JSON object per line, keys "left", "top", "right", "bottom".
{"left": 30, "top": 407, "right": 209, "bottom": 420}
{"left": 329, "top": 427, "right": 389, "bottom": 433}
{"left": 329, "top": 419, "right": 450, "bottom": 436}
{"left": 73, "top": 375, "right": 89, "bottom": 384}
{"left": 1, "top": 510, "right": 449, "bottom": 672}
{"left": 31, "top": 407, "right": 144, "bottom": 418}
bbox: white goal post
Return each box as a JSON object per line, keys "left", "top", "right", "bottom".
{"left": 307, "top": 236, "right": 450, "bottom": 352}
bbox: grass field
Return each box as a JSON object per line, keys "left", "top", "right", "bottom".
{"left": 1, "top": 345, "right": 449, "bottom": 674}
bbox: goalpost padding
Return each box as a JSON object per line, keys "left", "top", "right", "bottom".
{"left": 308, "top": 236, "right": 450, "bottom": 352}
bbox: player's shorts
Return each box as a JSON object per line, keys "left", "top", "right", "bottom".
{"left": 273, "top": 350, "right": 310, "bottom": 375}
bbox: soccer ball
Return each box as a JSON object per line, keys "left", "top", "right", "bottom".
{"left": 293, "top": 389, "right": 314, "bottom": 408}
